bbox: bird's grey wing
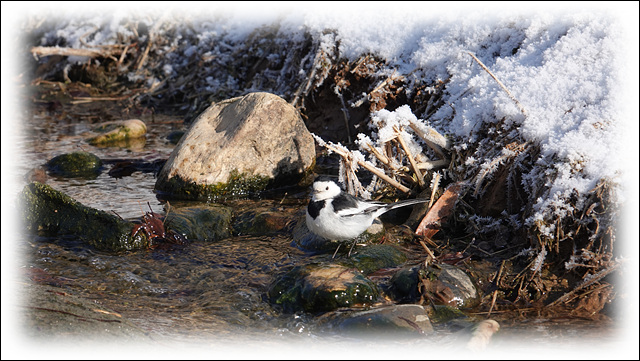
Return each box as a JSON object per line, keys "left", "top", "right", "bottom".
{"left": 331, "top": 192, "right": 384, "bottom": 217}
{"left": 331, "top": 192, "right": 361, "bottom": 213}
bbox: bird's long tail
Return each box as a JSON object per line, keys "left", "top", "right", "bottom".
{"left": 366, "top": 198, "right": 430, "bottom": 218}
{"left": 385, "top": 198, "right": 430, "bottom": 211}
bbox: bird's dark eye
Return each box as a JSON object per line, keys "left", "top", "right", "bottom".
{"left": 325, "top": 186, "right": 329, "bottom": 191}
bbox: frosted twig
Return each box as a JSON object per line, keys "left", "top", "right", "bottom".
{"left": 468, "top": 52, "right": 528, "bottom": 117}
{"left": 314, "top": 135, "right": 412, "bottom": 194}
{"left": 292, "top": 44, "right": 324, "bottom": 107}
{"left": 393, "top": 125, "right": 425, "bottom": 187}
{"left": 406, "top": 119, "right": 451, "bottom": 155}
{"left": 416, "top": 159, "right": 449, "bottom": 171}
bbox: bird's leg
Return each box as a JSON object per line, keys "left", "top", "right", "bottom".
{"left": 332, "top": 243, "right": 342, "bottom": 259}
{"left": 347, "top": 240, "right": 357, "bottom": 257}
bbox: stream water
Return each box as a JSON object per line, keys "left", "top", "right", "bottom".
{"left": 4, "top": 100, "right": 630, "bottom": 358}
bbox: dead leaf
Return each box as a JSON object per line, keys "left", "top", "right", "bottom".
{"left": 416, "top": 181, "right": 467, "bottom": 236}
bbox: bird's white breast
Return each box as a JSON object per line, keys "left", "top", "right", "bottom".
{"left": 305, "top": 199, "right": 376, "bottom": 240}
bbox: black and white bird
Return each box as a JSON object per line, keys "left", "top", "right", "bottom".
{"left": 305, "top": 178, "right": 430, "bottom": 241}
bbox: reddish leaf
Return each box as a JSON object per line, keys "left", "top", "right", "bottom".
{"left": 416, "top": 181, "right": 467, "bottom": 236}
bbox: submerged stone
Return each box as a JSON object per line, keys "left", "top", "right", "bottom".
{"left": 45, "top": 151, "right": 103, "bottom": 178}
{"left": 163, "top": 205, "right": 233, "bottom": 242}
{"left": 23, "top": 283, "right": 152, "bottom": 341}
{"left": 232, "top": 209, "right": 290, "bottom": 236}
{"left": 268, "top": 263, "right": 380, "bottom": 313}
{"left": 86, "top": 119, "right": 147, "bottom": 146}
{"left": 20, "top": 182, "right": 148, "bottom": 251}
{"left": 155, "top": 92, "right": 315, "bottom": 200}
{"left": 346, "top": 243, "right": 408, "bottom": 275}
{"left": 166, "top": 130, "right": 185, "bottom": 144}
{"left": 389, "top": 263, "right": 479, "bottom": 309}
{"left": 333, "top": 304, "right": 434, "bottom": 338}
{"left": 429, "top": 263, "right": 479, "bottom": 309}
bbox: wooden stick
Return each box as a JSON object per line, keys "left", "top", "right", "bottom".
{"left": 427, "top": 172, "right": 441, "bottom": 210}
{"left": 419, "top": 240, "right": 436, "bottom": 261}
{"left": 416, "top": 159, "right": 449, "bottom": 171}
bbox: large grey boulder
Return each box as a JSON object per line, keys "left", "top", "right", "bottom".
{"left": 155, "top": 92, "right": 315, "bottom": 200}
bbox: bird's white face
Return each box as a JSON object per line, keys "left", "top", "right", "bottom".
{"left": 311, "top": 180, "right": 342, "bottom": 201}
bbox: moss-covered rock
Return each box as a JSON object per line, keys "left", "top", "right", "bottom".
{"left": 163, "top": 205, "right": 233, "bottom": 241}
{"left": 20, "top": 182, "right": 148, "bottom": 251}
{"left": 45, "top": 151, "right": 103, "bottom": 178}
{"left": 268, "top": 263, "right": 380, "bottom": 313}
{"left": 86, "top": 119, "right": 147, "bottom": 146}
{"left": 345, "top": 244, "right": 408, "bottom": 275}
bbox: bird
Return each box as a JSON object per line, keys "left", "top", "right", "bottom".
{"left": 305, "top": 178, "right": 430, "bottom": 244}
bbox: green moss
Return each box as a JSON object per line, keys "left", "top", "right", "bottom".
{"left": 427, "top": 305, "right": 468, "bottom": 324}
{"left": 45, "top": 151, "right": 103, "bottom": 178}
{"left": 20, "top": 182, "right": 148, "bottom": 251}
{"left": 156, "top": 169, "right": 271, "bottom": 201}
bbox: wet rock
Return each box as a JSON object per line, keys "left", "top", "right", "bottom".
{"left": 232, "top": 209, "right": 290, "bottom": 236}
{"left": 428, "top": 304, "right": 469, "bottom": 324}
{"left": 45, "top": 151, "right": 103, "bottom": 178}
{"left": 346, "top": 244, "right": 407, "bottom": 275}
{"left": 333, "top": 304, "right": 434, "bottom": 338}
{"left": 163, "top": 205, "right": 233, "bottom": 242}
{"left": 166, "top": 130, "right": 185, "bottom": 144}
{"left": 390, "top": 263, "right": 479, "bottom": 309}
{"left": 86, "top": 119, "right": 147, "bottom": 146}
{"left": 268, "top": 263, "right": 380, "bottom": 313}
{"left": 155, "top": 92, "right": 315, "bottom": 200}
{"left": 20, "top": 182, "right": 148, "bottom": 251}
{"left": 430, "top": 263, "right": 479, "bottom": 309}
{"left": 23, "top": 283, "right": 152, "bottom": 341}
{"left": 388, "top": 265, "right": 422, "bottom": 302}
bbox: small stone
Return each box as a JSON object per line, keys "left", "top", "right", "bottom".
{"left": 86, "top": 119, "right": 147, "bottom": 146}
{"left": 45, "top": 151, "right": 103, "bottom": 178}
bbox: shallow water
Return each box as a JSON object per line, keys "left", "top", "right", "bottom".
{"left": 9, "top": 102, "right": 626, "bottom": 357}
